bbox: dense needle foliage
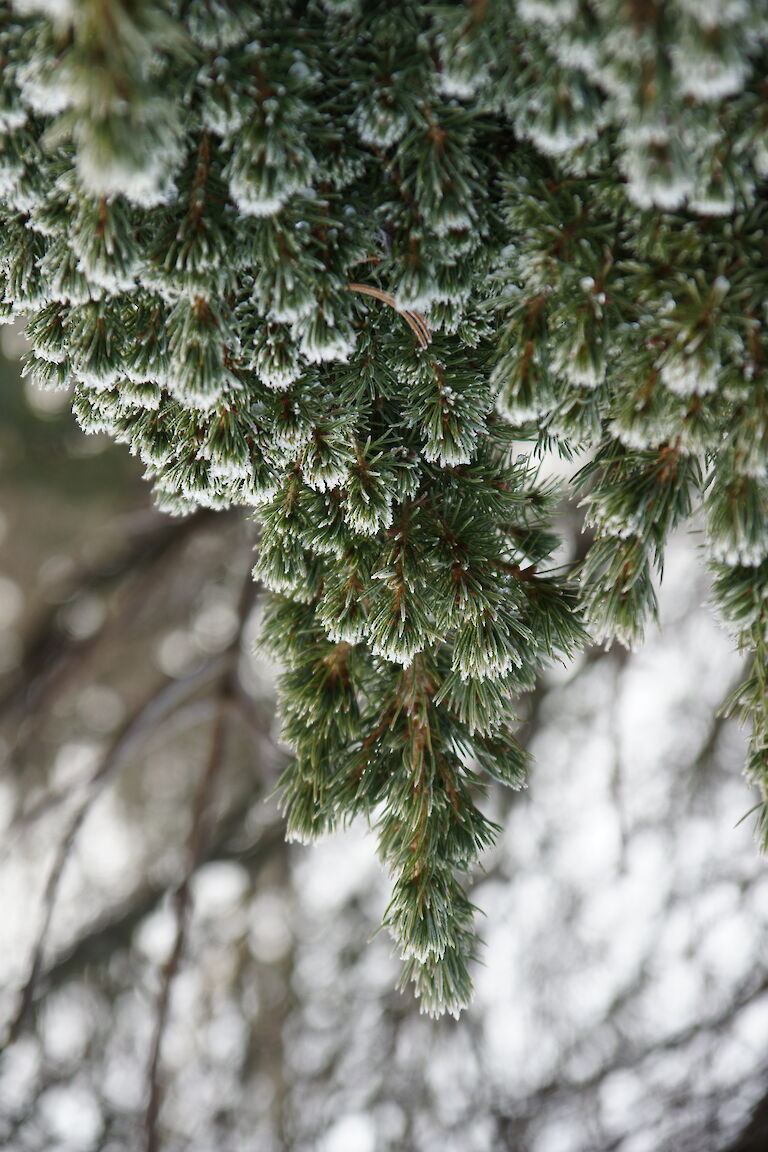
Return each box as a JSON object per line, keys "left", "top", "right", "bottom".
{"left": 2, "top": 0, "right": 768, "bottom": 1015}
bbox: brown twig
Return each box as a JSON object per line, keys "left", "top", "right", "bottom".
{"left": 142, "top": 568, "right": 259, "bottom": 1152}
{"left": 143, "top": 694, "right": 230, "bottom": 1152}
{"left": 0, "top": 661, "right": 232, "bottom": 866}
{"left": 0, "top": 510, "right": 219, "bottom": 727}
{"left": 3, "top": 658, "right": 228, "bottom": 1045}
{"left": 347, "top": 282, "right": 432, "bottom": 348}
{"left": 10, "top": 712, "right": 284, "bottom": 1020}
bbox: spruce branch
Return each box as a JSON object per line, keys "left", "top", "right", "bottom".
{"left": 3, "top": 0, "right": 768, "bottom": 1014}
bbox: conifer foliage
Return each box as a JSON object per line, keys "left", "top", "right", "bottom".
{"left": 1, "top": 0, "right": 768, "bottom": 1015}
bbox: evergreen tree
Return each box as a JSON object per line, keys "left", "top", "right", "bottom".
{"left": 1, "top": 0, "right": 767, "bottom": 1016}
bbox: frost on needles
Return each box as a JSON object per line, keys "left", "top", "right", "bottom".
{"left": 2, "top": 0, "right": 768, "bottom": 1017}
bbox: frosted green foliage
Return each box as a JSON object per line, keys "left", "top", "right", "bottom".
{"left": 3, "top": 0, "right": 768, "bottom": 1014}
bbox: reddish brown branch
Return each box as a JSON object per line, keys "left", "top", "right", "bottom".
{"left": 347, "top": 282, "right": 432, "bottom": 348}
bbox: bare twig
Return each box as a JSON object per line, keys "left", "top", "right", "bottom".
{"left": 4, "top": 657, "right": 227, "bottom": 1044}
{"left": 492, "top": 969, "right": 768, "bottom": 1127}
{"left": 0, "top": 510, "right": 221, "bottom": 728}
{"left": 0, "top": 660, "right": 229, "bottom": 864}
{"left": 143, "top": 566, "right": 259, "bottom": 1152}
{"left": 143, "top": 696, "right": 230, "bottom": 1152}
{"left": 40, "top": 817, "right": 286, "bottom": 998}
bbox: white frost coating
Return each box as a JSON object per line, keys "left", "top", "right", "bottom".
{"left": 551, "top": 345, "right": 605, "bottom": 390}
{"left": 368, "top": 629, "right": 425, "bottom": 667}
{"left": 392, "top": 287, "right": 440, "bottom": 314}
{"left": 421, "top": 440, "right": 472, "bottom": 467}
{"left": 302, "top": 531, "right": 346, "bottom": 560}
{"left": 239, "top": 478, "right": 280, "bottom": 504}
{"left": 5, "top": 186, "right": 41, "bottom": 216}
{"left": 274, "top": 423, "right": 312, "bottom": 451}
{"left": 517, "top": 0, "right": 577, "bottom": 26}
{"left": 29, "top": 340, "right": 67, "bottom": 364}
{"left": 4, "top": 287, "right": 48, "bottom": 313}
{"left": 563, "top": 361, "right": 605, "bottom": 389}
{"left": 677, "top": 0, "right": 748, "bottom": 24}
{"left": 706, "top": 534, "right": 768, "bottom": 569}
{"left": 712, "top": 594, "right": 762, "bottom": 641}
{"left": 496, "top": 395, "right": 547, "bottom": 424}
{"left": 354, "top": 100, "right": 412, "bottom": 148}
{"left": 660, "top": 352, "right": 720, "bottom": 396}
{"left": 166, "top": 372, "right": 238, "bottom": 413}
{"left": 712, "top": 275, "right": 731, "bottom": 301}
{"left": 201, "top": 98, "right": 244, "bottom": 139}
{"left": 71, "top": 364, "right": 124, "bottom": 391}
{"left": 585, "top": 615, "right": 641, "bottom": 650}
{"left": 121, "top": 387, "right": 161, "bottom": 411}
{"left": 438, "top": 72, "right": 480, "bottom": 100}
{"left": 344, "top": 501, "right": 394, "bottom": 536}
{"left": 13, "top": 0, "right": 75, "bottom": 21}
{"left": 75, "top": 261, "right": 137, "bottom": 294}
{"left": 318, "top": 0, "right": 360, "bottom": 15}
{"left": 726, "top": 440, "right": 768, "bottom": 480}
{"left": 187, "top": 13, "right": 249, "bottom": 52}
{"left": 688, "top": 192, "right": 736, "bottom": 217}
{"left": 209, "top": 458, "right": 254, "bottom": 483}
{"left": 228, "top": 180, "right": 286, "bottom": 218}
{"left": 297, "top": 326, "right": 356, "bottom": 365}
{"left": 288, "top": 59, "right": 313, "bottom": 82}
{"left": 0, "top": 106, "right": 27, "bottom": 132}
{"left": 268, "top": 298, "right": 316, "bottom": 325}
{"left": 621, "top": 117, "right": 680, "bottom": 144}
{"left": 622, "top": 158, "right": 694, "bottom": 213}
{"left": 76, "top": 148, "right": 179, "bottom": 209}
{"left": 320, "top": 616, "right": 367, "bottom": 645}
{"left": 76, "top": 411, "right": 113, "bottom": 435}
{"left": 754, "top": 138, "right": 768, "bottom": 178}
{"left": 123, "top": 364, "right": 172, "bottom": 390}
{"left": 525, "top": 120, "right": 598, "bottom": 157}
{"left": 17, "top": 62, "right": 72, "bottom": 116}
{"left": 300, "top": 461, "right": 349, "bottom": 493}
{"left": 28, "top": 358, "right": 71, "bottom": 391}
{"left": 610, "top": 421, "right": 657, "bottom": 452}
{"left": 674, "top": 51, "right": 747, "bottom": 102}
{"left": 431, "top": 208, "right": 474, "bottom": 237}
{"left": 452, "top": 644, "right": 520, "bottom": 683}
{"left": 0, "top": 165, "right": 23, "bottom": 200}
{"left": 354, "top": 103, "right": 409, "bottom": 149}
{"left": 586, "top": 507, "right": 647, "bottom": 540}
{"left": 515, "top": 249, "right": 561, "bottom": 294}
{"left": 552, "top": 40, "right": 600, "bottom": 75}
{"left": 252, "top": 564, "right": 309, "bottom": 598}
{"left": 254, "top": 360, "right": 303, "bottom": 390}
{"left": 180, "top": 479, "right": 225, "bottom": 508}
{"left": 398, "top": 934, "right": 448, "bottom": 965}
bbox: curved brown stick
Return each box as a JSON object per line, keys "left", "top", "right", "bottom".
{"left": 347, "top": 282, "right": 432, "bottom": 348}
